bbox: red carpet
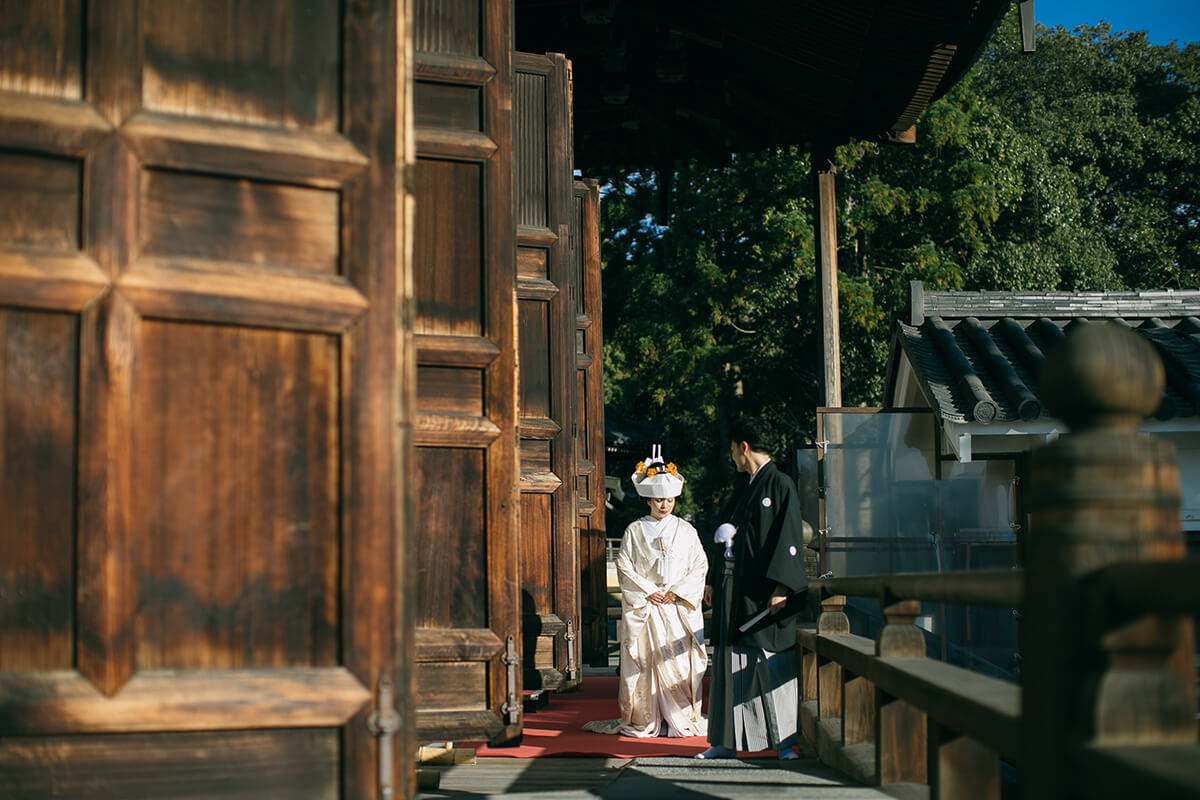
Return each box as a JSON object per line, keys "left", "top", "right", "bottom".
{"left": 467, "top": 675, "right": 711, "bottom": 758}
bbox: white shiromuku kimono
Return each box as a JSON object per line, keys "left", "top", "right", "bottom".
{"left": 613, "top": 513, "right": 709, "bottom": 737}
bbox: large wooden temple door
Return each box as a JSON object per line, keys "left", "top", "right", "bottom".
{"left": 0, "top": 2, "right": 411, "bottom": 798}
{"left": 514, "top": 51, "right": 581, "bottom": 692}
{"left": 571, "top": 178, "right": 609, "bottom": 667}
{"left": 412, "top": 1, "right": 522, "bottom": 743}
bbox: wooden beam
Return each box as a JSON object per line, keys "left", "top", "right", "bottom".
{"left": 1073, "top": 744, "right": 1200, "bottom": 800}
{"left": 0, "top": 668, "right": 371, "bottom": 734}
{"left": 814, "top": 568, "right": 1023, "bottom": 609}
{"left": 805, "top": 631, "right": 1021, "bottom": 759}
{"left": 874, "top": 657, "right": 1021, "bottom": 761}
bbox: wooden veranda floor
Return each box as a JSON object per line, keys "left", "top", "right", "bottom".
{"left": 417, "top": 754, "right": 903, "bottom": 799}
{"left": 417, "top": 661, "right": 899, "bottom": 800}
{"left": 415, "top": 559, "right": 901, "bottom": 798}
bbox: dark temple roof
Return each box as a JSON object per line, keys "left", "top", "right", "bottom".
{"left": 888, "top": 282, "right": 1200, "bottom": 425}
{"left": 514, "top": 0, "right": 1013, "bottom": 169}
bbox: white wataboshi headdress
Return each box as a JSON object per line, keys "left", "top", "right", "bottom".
{"left": 631, "top": 443, "right": 685, "bottom": 498}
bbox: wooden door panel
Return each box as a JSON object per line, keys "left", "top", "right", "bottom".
{"left": 515, "top": 52, "right": 578, "bottom": 690}
{"left": 417, "top": 366, "right": 485, "bottom": 416}
{"left": 141, "top": 1, "right": 340, "bottom": 130}
{"left": 0, "top": 0, "right": 410, "bottom": 796}
{"left": 413, "top": 0, "right": 519, "bottom": 744}
{"left": 519, "top": 299, "right": 553, "bottom": 417}
{"left": 521, "top": 493, "right": 556, "bottom": 612}
{"left": 0, "top": 309, "right": 77, "bottom": 671}
{"left": 416, "top": 661, "right": 490, "bottom": 711}
{"left": 415, "top": 447, "right": 489, "bottom": 630}
{"left": 0, "top": 729, "right": 339, "bottom": 800}
{"left": 130, "top": 322, "right": 339, "bottom": 670}
{"left": 138, "top": 169, "right": 341, "bottom": 273}
{"left": 572, "top": 179, "right": 608, "bottom": 667}
{"left": 0, "top": 151, "right": 81, "bottom": 248}
{"left": 0, "top": 2, "right": 84, "bottom": 98}
{"left": 413, "top": 158, "right": 483, "bottom": 337}
{"left": 0, "top": 139, "right": 109, "bottom": 316}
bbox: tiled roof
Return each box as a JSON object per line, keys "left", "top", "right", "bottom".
{"left": 892, "top": 282, "right": 1200, "bottom": 425}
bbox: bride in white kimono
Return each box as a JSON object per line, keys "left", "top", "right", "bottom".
{"left": 586, "top": 445, "right": 709, "bottom": 738}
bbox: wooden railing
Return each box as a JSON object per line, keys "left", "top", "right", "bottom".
{"left": 797, "top": 322, "right": 1199, "bottom": 799}
{"left": 800, "top": 564, "right": 1200, "bottom": 798}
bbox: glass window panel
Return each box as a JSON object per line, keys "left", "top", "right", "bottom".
{"left": 817, "top": 410, "right": 1020, "bottom": 679}
{"left": 818, "top": 410, "right": 937, "bottom": 579}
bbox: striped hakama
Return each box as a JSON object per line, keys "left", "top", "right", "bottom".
{"left": 706, "top": 556, "right": 799, "bottom": 752}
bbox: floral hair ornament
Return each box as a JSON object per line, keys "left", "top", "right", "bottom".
{"left": 631, "top": 443, "right": 685, "bottom": 498}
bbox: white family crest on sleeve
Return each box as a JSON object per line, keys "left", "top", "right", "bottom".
{"left": 761, "top": 497, "right": 771, "bottom": 507}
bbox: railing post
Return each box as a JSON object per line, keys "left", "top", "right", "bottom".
{"left": 799, "top": 629, "right": 819, "bottom": 749}
{"left": 828, "top": 592, "right": 873, "bottom": 751}
{"left": 801, "top": 595, "right": 849, "bottom": 760}
{"left": 843, "top": 668, "right": 874, "bottom": 747}
{"left": 875, "top": 598, "right": 927, "bottom": 786}
{"left": 1023, "top": 321, "right": 1196, "bottom": 800}
{"left": 816, "top": 593, "right": 849, "bottom": 633}
{"left": 1094, "top": 615, "right": 1195, "bottom": 745}
{"left": 817, "top": 594, "right": 849, "bottom": 725}
{"left": 801, "top": 635, "right": 819, "bottom": 704}
{"left": 928, "top": 723, "right": 1000, "bottom": 800}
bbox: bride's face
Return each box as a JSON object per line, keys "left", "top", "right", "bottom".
{"left": 647, "top": 496, "right": 676, "bottom": 519}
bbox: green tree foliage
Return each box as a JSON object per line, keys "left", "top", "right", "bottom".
{"left": 599, "top": 10, "right": 1200, "bottom": 520}
{"left": 844, "top": 13, "right": 1200, "bottom": 297}
{"left": 599, "top": 151, "right": 820, "bottom": 517}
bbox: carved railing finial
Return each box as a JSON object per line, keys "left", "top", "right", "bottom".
{"left": 1039, "top": 321, "right": 1163, "bottom": 432}
{"left": 1024, "top": 320, "right": 1193, "bottom": 800}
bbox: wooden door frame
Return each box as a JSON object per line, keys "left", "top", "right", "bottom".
{"left": 572, "top": 177, "right": 608, "bottom": 668}
{"left": 515, "top": 50, "right": 580, "bottom": 691}
{"left": 412, "top": 0, "right": 521, "bottom": 745}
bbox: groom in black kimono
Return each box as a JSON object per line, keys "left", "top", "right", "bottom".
{"left": 697, "top": 415, "right": 808, "bottom": 760}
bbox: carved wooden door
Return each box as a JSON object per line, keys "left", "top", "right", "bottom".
{"left": 514, "top": 51, "right": 581, "bottom": 691}
{"left": 412, "top": 0, "right": 522, "bottom": 743}
{"left": 0, "top": 2, "right": 412, "bottom": 798}
{"left": 571, "top": 178, "right": 609, "bottom": 667}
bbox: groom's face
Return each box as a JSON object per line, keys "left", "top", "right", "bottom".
{"left": 729, "top": 440, "right": 751, "bottom": 473}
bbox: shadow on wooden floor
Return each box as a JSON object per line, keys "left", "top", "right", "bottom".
{"left": 418, "top": 755, "right": 893, "bottom": 799}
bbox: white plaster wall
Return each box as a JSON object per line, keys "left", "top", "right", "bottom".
{"left": 1162, "top": 432, "right": 1200, "bottom": 529}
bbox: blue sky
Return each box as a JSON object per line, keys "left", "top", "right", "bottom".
{"left": 1036, "top": 0, "right": 1200, "bottom": 46}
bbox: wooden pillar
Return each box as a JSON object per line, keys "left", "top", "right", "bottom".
{"left": 875, "top": 599, "right": 927, "bottom": 786}
{"left": 811, "top": 141, "right": 841, "bottom": 407}
{"left": 1022, "top": 321, "right": 1195, "bottom": 800}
